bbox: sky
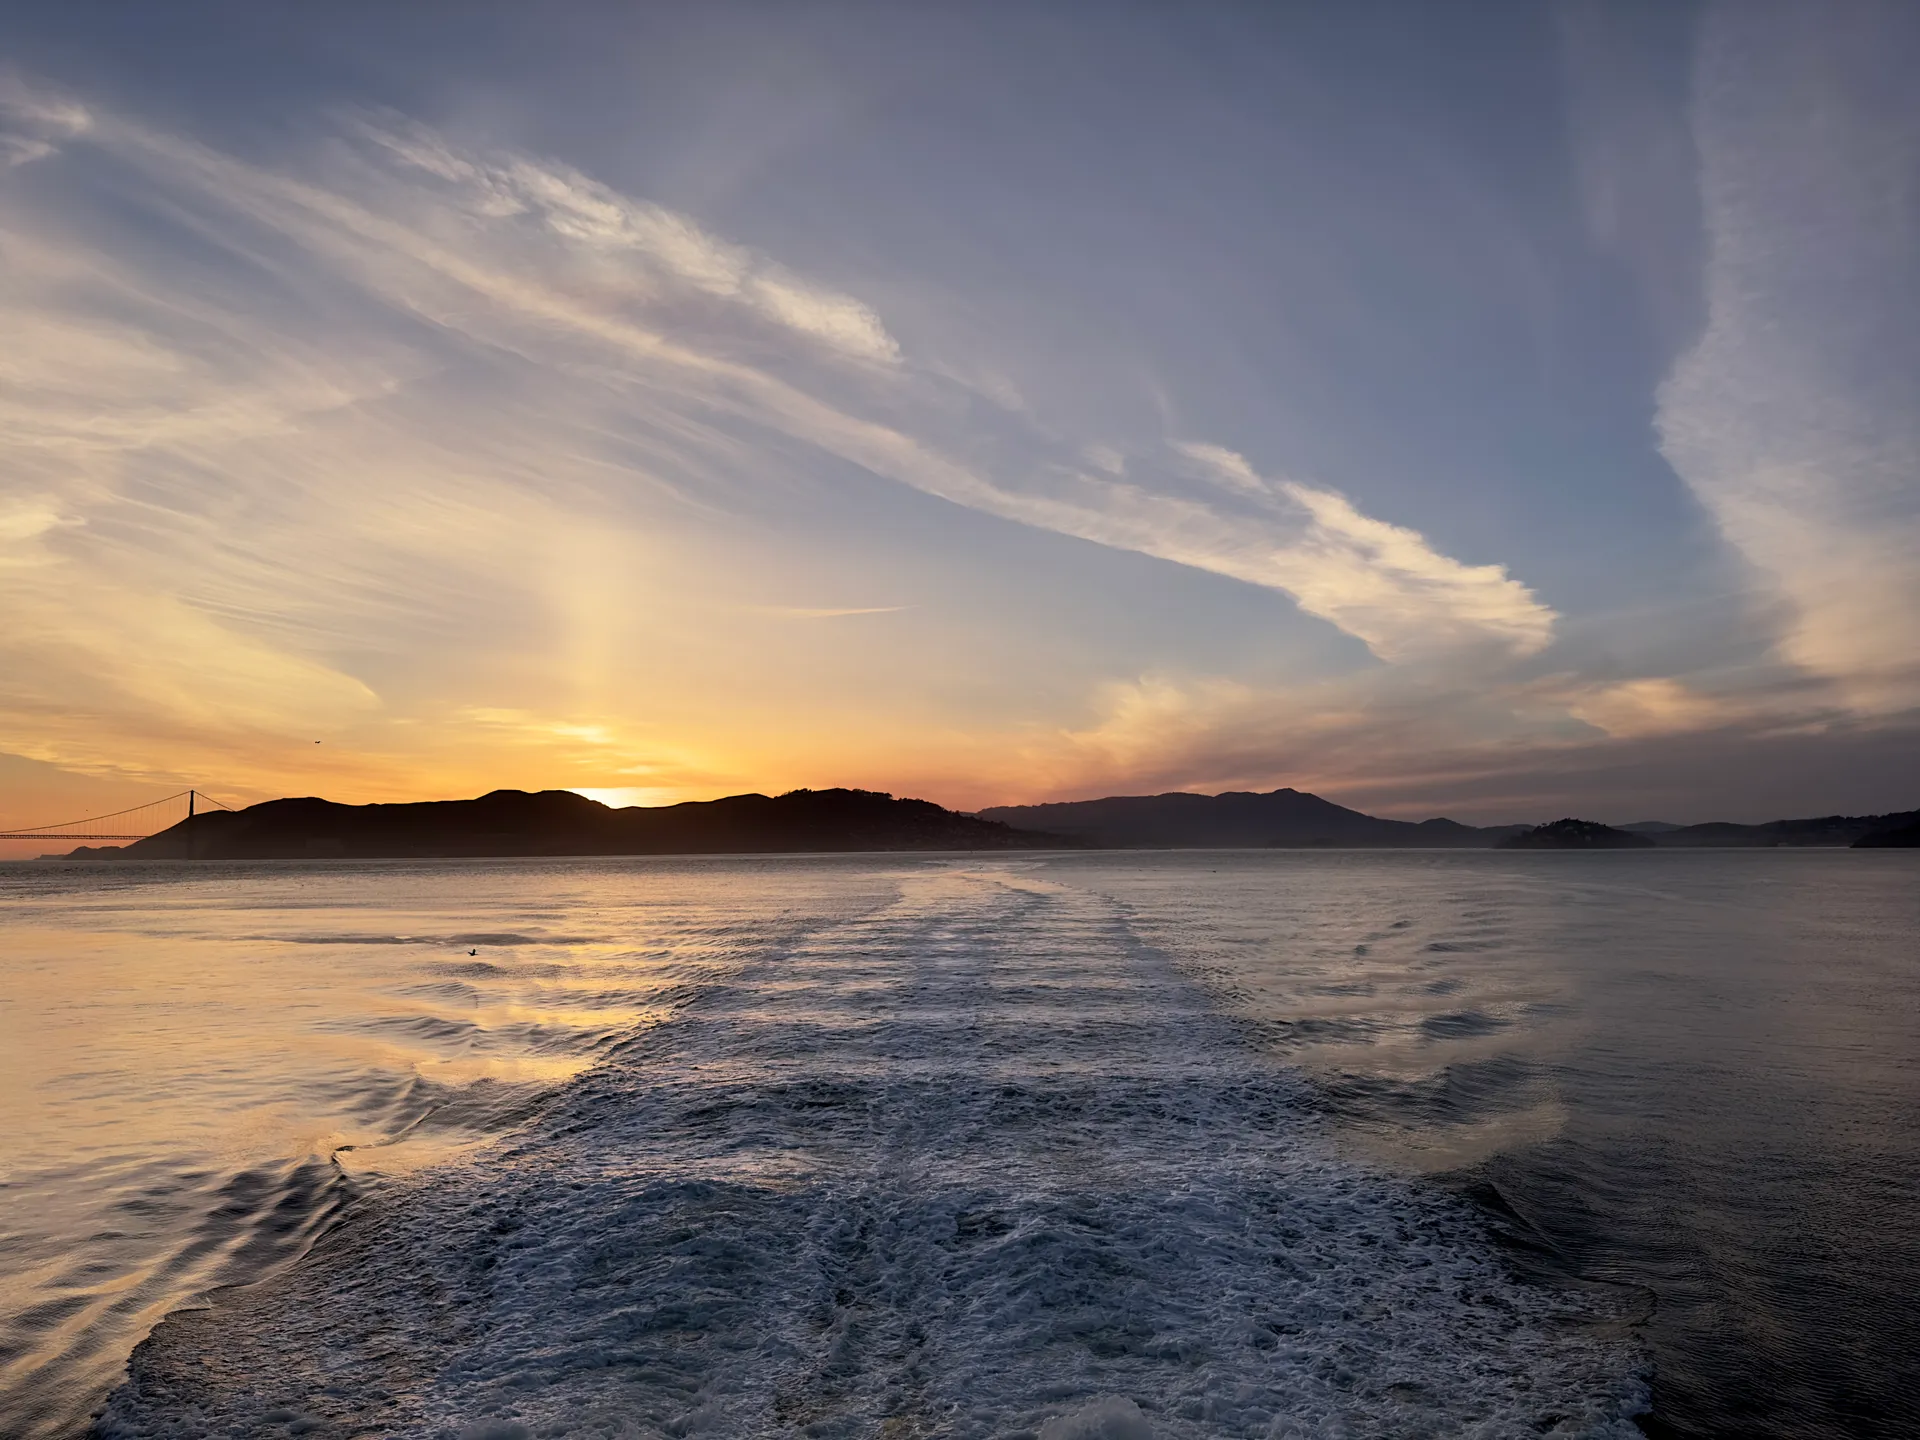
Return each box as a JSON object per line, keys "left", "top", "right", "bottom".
{"left": 2, "top": 0, "right": 1918, "bottom": 847}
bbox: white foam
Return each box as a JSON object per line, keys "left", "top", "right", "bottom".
{"left": 99, "top": 867, "right": 1645, "bottom": 1438}
{"left": 1041, "top": 1397, "right": 1155, "bottom": 1440}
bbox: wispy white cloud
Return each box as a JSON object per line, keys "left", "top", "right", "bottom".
{"left": 1175, "top": 440, "right": 1266, "bottom": 497}
{"left": 0, "top": 496, "right": 77, "bottom": 547}
{"left": 350, "top": 114, "right": 903, "bottom": 367}
{"left": 1657, "top": 0, "right": 1920, "bottom": 712}
{"left": 0, "top": 136, "right": 54, "bottom": 169}
{"left": 0, "top": 72, "right": 92, "bottom": 137}
{"left": 0, "top": 78, "right": 1724, "bottom": 816}
{"left": 1552, "top": 677, "right": 1738, "bottom": 740}
{"left": 19, "top": 92, "right": 1554, "bottom": 671}
{"left": 744, "top": 605, "right": 912, "bottom": 619}
{"left": 0, "top": 71, "right": 90, "bottom": 170}
{"left": 1169, "top": 443, "right": 1558, "bottom": 661}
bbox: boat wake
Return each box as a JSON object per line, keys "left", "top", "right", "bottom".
{"left": 97, "top": 867, "right": 1645, "bottom": 1438}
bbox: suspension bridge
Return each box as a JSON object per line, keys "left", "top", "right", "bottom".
{"left": 0, "top": 789, "right": 236, "bottom": 843}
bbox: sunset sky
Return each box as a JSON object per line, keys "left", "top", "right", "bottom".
{"left": 3, "top": 0, "right": 1918, "bottom": 847}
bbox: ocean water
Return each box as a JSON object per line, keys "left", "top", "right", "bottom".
{"left": 0, "top": 852, "right": 1912, "bottom": 1438}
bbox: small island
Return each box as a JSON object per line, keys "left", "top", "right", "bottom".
{"left": 1498, "top": 818, "right": 1657, "bottom": 850}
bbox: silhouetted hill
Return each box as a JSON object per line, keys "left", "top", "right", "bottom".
{"left": 1651, "top": 809, "right": 1920, "bottom": 847}
{"left": 89, "top": 788, "right": 1074, "bottom": 861}
{"left": 61, "top": 787, "right": 1919, "bottom": 861}
{"left": 1853, "top": 820, "right": 1920, "bottom": 849}
{"left": 1498, "top": 818, "right": 1656, "bottom": 850}
{"left": 976, "top": 789, "right": 1522, "bottom": 848}
{"left": 978, "top": 788, "right": 1920, "bottom": 850}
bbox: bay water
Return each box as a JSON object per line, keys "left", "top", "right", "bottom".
{"left": 0, "top": 851, "right": 1912, "bottom": 1437}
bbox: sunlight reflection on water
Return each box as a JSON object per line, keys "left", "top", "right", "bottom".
{"left": 0, "top": 856, "right": 895, "bottom": 1439}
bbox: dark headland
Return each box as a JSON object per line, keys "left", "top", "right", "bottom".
{"left": 978, "top": 789, "right": 1920, "bottom": 851}
{"left": 1853, "top": 820, "right": 1920, "bottom": 848}
{"left": 72, "top": 788, "right": 1075, "bottom": 861}
{"left": 979, "top": 788, "right": 1521, "bottom": 848}
{"left": 53, "top": 786, "right": 1920, "bottom": 861}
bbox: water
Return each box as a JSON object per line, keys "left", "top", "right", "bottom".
{"left": 0, "top": 852, "right": 1912, "bottom": 1437}
{"left": 1077, "top": 850, "right": 1920, "bottom": 1437}
{"left": 0, "top": 858, "right": 896, "bottom": 1438}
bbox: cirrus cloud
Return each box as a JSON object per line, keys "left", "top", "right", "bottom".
{"left": 1, "top": 73, "right": 1821, "bottom": 831}
{"left": 1657, "top": 0, "right": 1920, "bottom": 713}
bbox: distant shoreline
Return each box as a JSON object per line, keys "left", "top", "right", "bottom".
{"left": 27, "top": 784, "right": 1920, "bottom": 862}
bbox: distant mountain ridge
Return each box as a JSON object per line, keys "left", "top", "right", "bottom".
{"left": 977, "top": 789, "right": 1522, "bottom": 848}
{"left": 1852, "top": 820, "right": 1920, "bottom": 849}
{"left": 72, "top": 788, "right": 1074, "bottom": 861}
{"left": 57, "top": 786, "right": 1920, "bottom": 861}
{"left": 1653, "top": 810, "right": 1920, "bottom": 847}
{"left": 978, "top": 789, "right": 1920, "bottom": 850}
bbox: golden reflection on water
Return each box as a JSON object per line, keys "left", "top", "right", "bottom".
{"left": 3, "top": 923, "right": 619, "bottom": 1175}
{"left": 0, "top": 857, "right": 897, "bottom": 1440}
{"left": 0, "top": 915, "right": 648, "bottom": 1432}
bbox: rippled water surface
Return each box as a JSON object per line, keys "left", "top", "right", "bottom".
{"left": 0, "top": 858, "right": 895, "bottom": 1438}
{"left": 1, "top": 851, "right": 1913, "bottom": 1438}
{"left": 1081, "top": 850, "right": 1920, "bottom": 1438}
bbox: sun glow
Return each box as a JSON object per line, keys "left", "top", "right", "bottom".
{"left": 567, "top": 787, "right": 686, "bottom": 810}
